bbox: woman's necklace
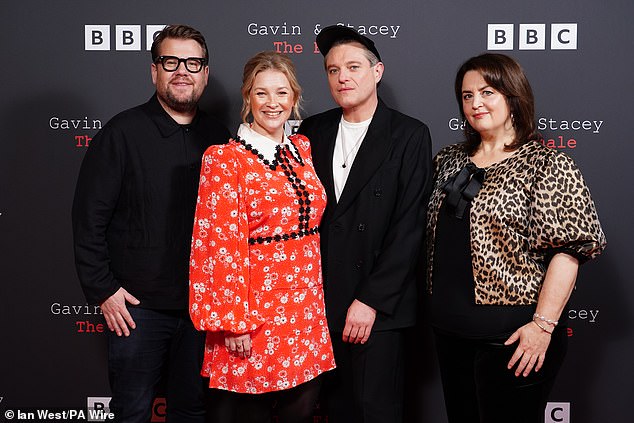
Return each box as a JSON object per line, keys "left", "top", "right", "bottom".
{"left": 339, "top": 121, "right": 368, "bottom": 168}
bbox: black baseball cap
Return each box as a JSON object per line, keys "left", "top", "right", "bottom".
{"left": 316, "top": 25, "right": 382, "bottom": 62}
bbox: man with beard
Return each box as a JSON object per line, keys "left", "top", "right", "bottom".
{"left": 72, "top": 25, "right": 229, "bottom": 422}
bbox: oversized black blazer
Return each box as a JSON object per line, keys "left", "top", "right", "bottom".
{"left": 298, "top": 99, "right": 432, "bottom": 332}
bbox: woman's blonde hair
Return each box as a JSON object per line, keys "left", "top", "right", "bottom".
{"left": 241, "top": 51, "right": 303, "bottom": 123}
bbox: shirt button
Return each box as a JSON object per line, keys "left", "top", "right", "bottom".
{"left": 357, "top": 224, "right": 366, "bottom": 232}
{"left": 374, "top": 188, "right": 382, "bottom": 197}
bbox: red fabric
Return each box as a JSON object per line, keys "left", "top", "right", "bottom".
{"left": 190, "top": 135, "right": 335, "bottom": 393}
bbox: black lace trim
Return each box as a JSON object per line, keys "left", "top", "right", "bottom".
{"left": 235, "top": 136, "right": 304, "bottom": 170}
{"left": 236, "top": 136, "right": 316, "bottom": 245}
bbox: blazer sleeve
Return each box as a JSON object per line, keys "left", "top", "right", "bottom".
{"left": 71, "top": 123, "right": 124, "bottom": 305}
{"left": 528, "top": 151, "right": 606, "bottom": 263}
{"left": 356, "top": 123, "right": 433, "bottom": 315}
{"left": 189, "top": 146, "right": 265, "bottom": 334}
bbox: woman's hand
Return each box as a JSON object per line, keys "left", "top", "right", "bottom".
{"left": 225, "top": 333, "right": 252, "bottom": 359}
{"left": 504, "top": 321, "right": 552, "bottom": 377}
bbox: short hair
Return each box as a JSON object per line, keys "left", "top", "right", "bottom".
{"left": 454, "top": 53, "right": 539, "bottom": 155}
{"left": 241, "top": 51, "right": 303, "bottom": 123}
{"left": 324, "top": 39, "right": 380, "bottom": 69}
{"left": 151, "top": 24, "right": 209, "bottom": 62}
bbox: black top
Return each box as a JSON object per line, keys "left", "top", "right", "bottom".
{"left": 430, "top": 199, "right": 534, "bottom": 338}
{"left": 72, "top": 94, "right": 230, "bottom": 309}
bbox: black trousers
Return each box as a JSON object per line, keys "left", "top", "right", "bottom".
{"left": 321, "top": 330, "right": 406, "bottom": 423}
{"left": 433, "top": 327, "right": 568, "bottom": 423}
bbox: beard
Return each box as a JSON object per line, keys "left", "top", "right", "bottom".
{"left": 160, "top": 88, "right": 199, "bottom": 114}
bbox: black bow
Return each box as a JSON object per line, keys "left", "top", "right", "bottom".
{"left": 442, "top": 163, "right": 485, "bottom": 219}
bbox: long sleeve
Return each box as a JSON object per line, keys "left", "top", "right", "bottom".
{"left": 356, "top": 123, "right": 433, "bottom": 316}
{"left": 189, "top": 145, "right": 265, "bottom": 334}
{"left": 72, "top": 123, "right": 125, "bottom": 305}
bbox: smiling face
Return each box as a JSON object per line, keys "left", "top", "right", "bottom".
{"left": 249, "top": 69, "right": 294, "bottom": 142}
{"left": 461, "top": 70, "right": 514, "bottom": 141}
{"left": 325, "top": 42, "right": 383, "bottom": 122}
{"left": 151, "top": 37, "right": 209, "bottom": 121}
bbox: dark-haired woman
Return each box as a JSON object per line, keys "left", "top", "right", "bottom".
{"left": 426, "top": 53, "right": 606, "bottom": 423}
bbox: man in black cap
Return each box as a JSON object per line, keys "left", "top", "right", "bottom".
{"left": 298, "top": 25, "right": 432, "bottom": 422}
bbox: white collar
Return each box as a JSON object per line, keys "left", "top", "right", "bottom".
{"left": 237, "top": 123, "right": 292, "bottom": 162}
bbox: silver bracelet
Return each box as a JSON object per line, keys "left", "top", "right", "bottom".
{"left": 533, "top": 312, "right": 558, "bottom": 326}
{"left": 532, "top": 319, "right": 553, "bottom": 334}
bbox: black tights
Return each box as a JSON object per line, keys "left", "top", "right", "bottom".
{"left": 206, "top": 377, "right": 322, "bottom": 423}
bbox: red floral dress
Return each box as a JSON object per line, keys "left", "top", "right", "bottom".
{"left": 189, "top": 124, "right": 335, "bottom": 393}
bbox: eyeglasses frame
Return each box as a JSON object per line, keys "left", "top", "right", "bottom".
{"left": 154, "top": 56, "right": 208, "bottom": 73}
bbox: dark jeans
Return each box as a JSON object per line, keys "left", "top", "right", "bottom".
{"left": 108, "top": 307, "right": 206, "bottom": 423}
{"left": 433, "top": 327, "right": 568, "bottom": 423}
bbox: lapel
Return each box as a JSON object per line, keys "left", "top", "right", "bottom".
{"left": 312, "top": 112, "right": 340, "bottom": 205}
{"left": 333, "top": 99, "right": 392, "bottom": 219}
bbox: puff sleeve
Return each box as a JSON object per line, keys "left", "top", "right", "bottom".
{"left": 189, "top": 145, "right": 265, "bottom": 334}
{"left": 528, "top": 151, "right": 606, "bottom": 263}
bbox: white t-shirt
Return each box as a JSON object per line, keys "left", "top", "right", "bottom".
{"left": 332, "top": 116, "right": 372, "bottom": 201}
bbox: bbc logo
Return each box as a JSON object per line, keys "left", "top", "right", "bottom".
{"left": 545, "top": 402, "right": 570, "bottom": 423}
{"left": 85, "top": 25, "right": 166, "bottom": 51}
{"left": 488, "top": 23, "right": 577, "bottom": 50}
{"left": 86, "top": 397, "right": 110, "bottom": 422}
{"left": 87, "top": 396, "right": 166, "bottom": 422}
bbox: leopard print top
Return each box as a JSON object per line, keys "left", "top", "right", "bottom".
{"left": 426, "top": 140, "right": 606, "bottom": 305}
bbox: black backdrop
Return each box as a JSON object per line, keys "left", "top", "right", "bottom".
{"left": 1, "top": 1, "right": 632, "bottom": 422}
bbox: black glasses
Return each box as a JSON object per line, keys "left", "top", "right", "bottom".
{"left": 155, "top": 56, "right": 208, "bottom": 73}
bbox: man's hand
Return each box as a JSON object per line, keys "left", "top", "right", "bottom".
{"left": 342, "top": 300, "right": 376, "bottom": 344}
{"left": 100, "top": 288, "right": 140, "bottom": 336}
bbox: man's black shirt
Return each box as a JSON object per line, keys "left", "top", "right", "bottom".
{"left": 72, "top": 94, "right": 230, "bottom": 309}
